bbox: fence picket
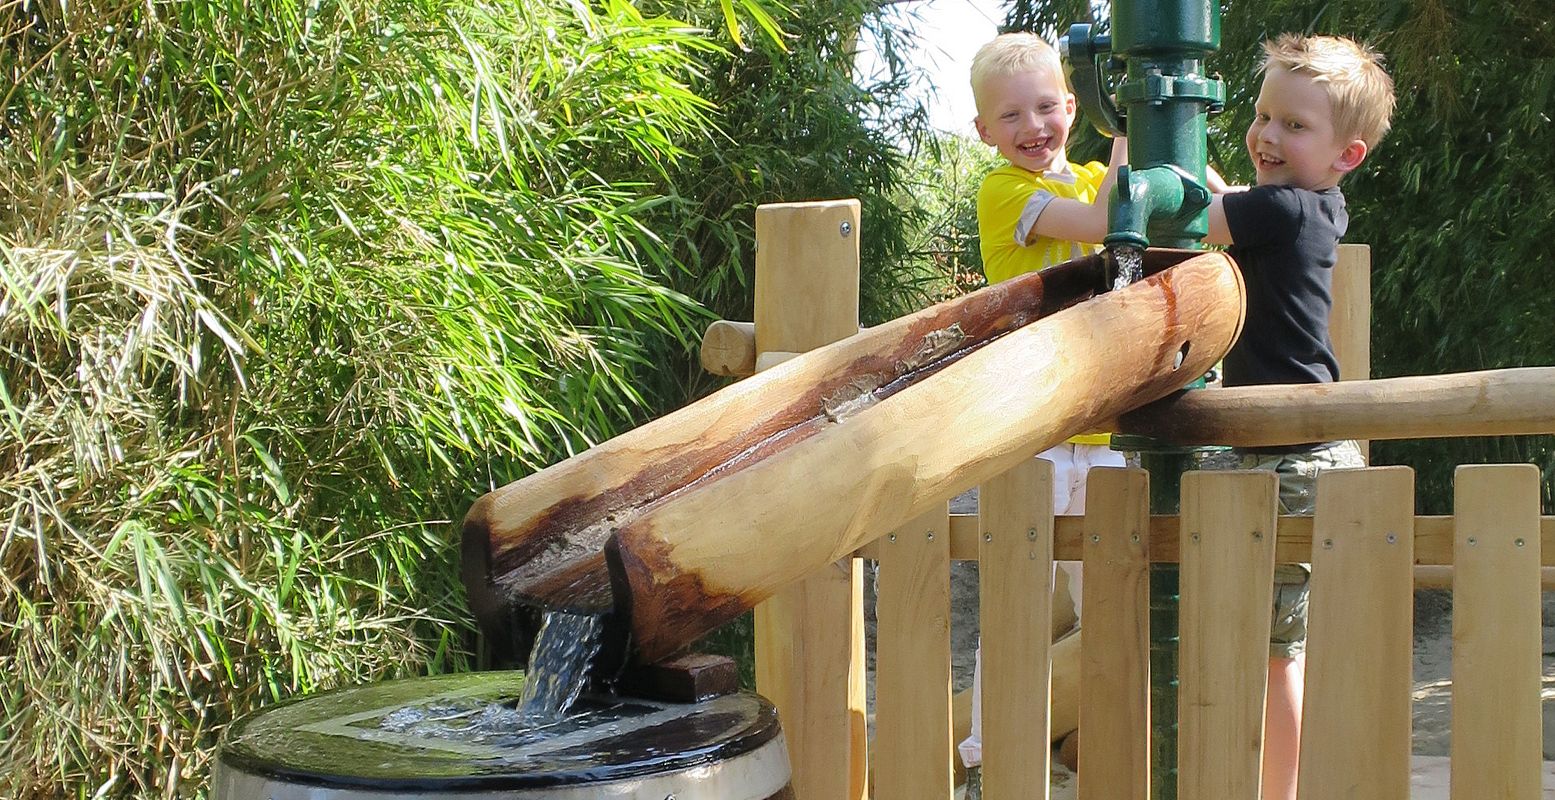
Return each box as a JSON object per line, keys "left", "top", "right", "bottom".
{"left": 978, "top": 458, "right": 1056, "bottom": 800}
{"left": 1451, "top": 464, "right": 1544, "bottom": 800}
{"left": 1298, "top": 466, "right": 1415, "bottom": 800}
{"left": 874, "top": 504, "right": 953, "bottom": 800}
{"left": 1179, "top": 470, "right": 1280, "bottom": 800}
{"left": 1079, "top": 467, "right": 1152, "bottom": 800}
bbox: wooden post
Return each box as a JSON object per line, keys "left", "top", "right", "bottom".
{"left": 873, "top": 505, "right": 954, "bottom": 800}
{"left": 750, "top": 199, "right": 868, "bottom": 800}
{"left": 1330, "top": 244, "right": 1370, "bottom": 458}
{"left": 1177, "top": 470, "right": 1279, "bottom": 800}
{"left": 1298, "top": 467, "right": 1415, "bottom": 800}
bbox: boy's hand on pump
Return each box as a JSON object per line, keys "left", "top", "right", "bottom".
{"left": 1109, "top": 136, "right": 1129, "bottom": 167}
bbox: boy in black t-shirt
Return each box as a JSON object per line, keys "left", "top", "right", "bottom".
{"left": 1201, "top": 33, "right": 1396, "bottom": 800}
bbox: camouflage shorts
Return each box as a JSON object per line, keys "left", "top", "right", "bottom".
{"left": 1197, "top": 440, "right": 1366, "bottom": 658}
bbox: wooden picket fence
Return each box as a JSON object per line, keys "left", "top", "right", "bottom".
{"left": 704, "top": 200, "right": 1553, "bottom": 799}
{"left": 857, "top": 461, "right": 1547, "bottom": 800}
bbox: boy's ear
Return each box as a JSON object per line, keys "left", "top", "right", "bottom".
{"left": 1333, "top": 139, "right": 1369, "bottom": 174}
{"left": 974, "top": 116, "right": 995, "bottom": 146}
{"left": 1065, "top": 92, "right": 1077, "bottom": 125}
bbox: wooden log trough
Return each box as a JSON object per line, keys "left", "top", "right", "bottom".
{"left": 462, "top": 249, "right": 1246, "bottom": 667}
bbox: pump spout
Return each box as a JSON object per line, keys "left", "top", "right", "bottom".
{"left": 1104, "top": 163, "right": 1213, "bottom": 252}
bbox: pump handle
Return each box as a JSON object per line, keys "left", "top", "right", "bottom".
{"left": 1061, "top": 23, "right": 1125, "bottom": 138}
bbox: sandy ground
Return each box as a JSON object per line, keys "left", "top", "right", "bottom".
{"left": 862, "top": 489, "right": 1555, "bottom": 796}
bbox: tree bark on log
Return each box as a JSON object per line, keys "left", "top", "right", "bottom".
{"left": 464, "top": 253, "right": 1104, "bottom": 616}
{"left": 461, "top": 250, "right": 1207, "bottom": 646}
{"left": 606, "top": 252, "right": 1246, "bottom": 663}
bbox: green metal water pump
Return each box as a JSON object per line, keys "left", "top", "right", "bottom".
{"left": 1062, "top": 2, "right": 1225, "bottom": 249}
{"left": 1063, "top": 6, "right": 1227, "bottom": 799}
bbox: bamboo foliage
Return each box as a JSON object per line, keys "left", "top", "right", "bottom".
{"left": 0, "top": 0, "right": 808, "bottom": 795}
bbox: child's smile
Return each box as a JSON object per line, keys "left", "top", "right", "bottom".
{"left": 1018, "top": 135, "right": 1057, "bottom": 160}
{"left": 1252, "top": 151, "right": 1286, "bottom": 172}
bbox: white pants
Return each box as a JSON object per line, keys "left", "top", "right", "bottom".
{"left": 958, "top": 443, "right": 1125, "bottom": 768}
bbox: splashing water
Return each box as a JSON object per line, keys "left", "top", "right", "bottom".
{"left": 379, "top": 699, "right": 529, "bottom": 743}
{"left": 1110, "top": 246, "right": 1144, "bottom": 291}
{"left": 515, "top": 610, "right": 606, "bottom": 723}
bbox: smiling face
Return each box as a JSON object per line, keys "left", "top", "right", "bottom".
{"left": 1245, "top": 65, "right": 1368, "bottom": 191}
{"left": 974, "top": 66, "right": 1076, "bottom": 174}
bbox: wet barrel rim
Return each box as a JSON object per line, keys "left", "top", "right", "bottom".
{"left": 215, "top": 672, "right": 784, "bottom": 793}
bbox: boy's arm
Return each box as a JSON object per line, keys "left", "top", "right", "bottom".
{"left": 1205, "top": 195, "right": 1234, "bottom": 245}
{"left": 1024, "top": 137, "right": 1128, "bottom": 245}
{"left": 1203, "top": 164, "right": 1249, "bottom": 246}
{"left": 1205, "top": 163, "right": 1232, "bottom": 194}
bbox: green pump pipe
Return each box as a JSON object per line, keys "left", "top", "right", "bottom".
{"left": 1063, "top": 5, "right": 1228, "bottom": 798}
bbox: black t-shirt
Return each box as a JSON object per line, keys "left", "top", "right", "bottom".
{"left": 1222, "top": 185, "right": 1348, "bottom": 387}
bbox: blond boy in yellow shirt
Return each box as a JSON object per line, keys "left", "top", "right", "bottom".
{"left": 959, "top": 30, "right": 1126, "bottom": 774}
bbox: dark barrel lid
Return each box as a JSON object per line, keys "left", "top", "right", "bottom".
{"left": 218, "top": 671, "right": 782, "bottom": 792}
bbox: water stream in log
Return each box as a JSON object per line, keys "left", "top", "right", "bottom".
{"left": 515, "top": 610, "right": 605, "bottom": 723}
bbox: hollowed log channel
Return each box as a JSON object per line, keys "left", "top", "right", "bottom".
{"left": 462, "top": 249, "right": 1244, "bottom": 666}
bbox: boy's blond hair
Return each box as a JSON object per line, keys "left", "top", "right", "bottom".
{"left": 970, "top": 33, "right": 1064, "bottom": 114}
{"left": 1261, "top": 33, "right": 1396, "bottom": 149}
